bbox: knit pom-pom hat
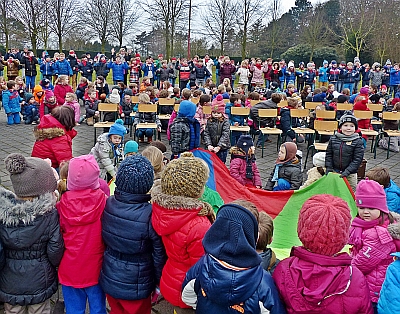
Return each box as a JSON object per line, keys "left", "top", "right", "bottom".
{"left": 312, "top": 152, "right": 326, "bottom": 167}
{"left": 356, "top": 178, "right": 388, "bottom": 213}
{"left": 298, "top": 194, "right": 352, "bottom": 256}
{"left": 67, "top": 154, "right": 100, "bottom": 191}
{"left": 236, "top": 135, "right": 254, "bottom": 154}
{"left": 339, "top": 111, "right": 358, "bottom": 129}
{"left": 4, "top": 153, "right": 57, "bottom": 197}
{"left": 161, "top": 152, "right": 208, "bottom": 198}
{"left": 211, "top": 94, "right": 226, "bottom": 114}
{"left": 124, "top": 140, "right": 138, "bottom": 154}
{"left": 108, "top": 119, "right": 127, "bottom": 138}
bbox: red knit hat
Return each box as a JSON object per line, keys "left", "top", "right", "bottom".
{"left": 356, "top": 178, "right": 388, "bottom": 213}
{"left": 135, "top": 53, "right": 140, "bottom": 58}
{"left": 158, "top": 54, "right": 163, "bottom": 58}
{"left": 211, "top": 94, "right": 226, "bottom": 114}
{"left": 298, "top": 194, "right": 352, "bottom": 256}
{"left": 69, "top": 50, "right": 75, "bottom": 55}
{"left": 171, "top": 57, "right": 177, "bottom": 61}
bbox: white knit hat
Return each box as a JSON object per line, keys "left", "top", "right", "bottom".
{"left": 313, "top": 152, "right": 326, "bottom": 167}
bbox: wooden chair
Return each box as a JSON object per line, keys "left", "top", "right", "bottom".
{"left": 305, "top": 102, "right": 322, "bottom": 110}
{"left": 316, "top": 110, "right": 336, "bottom": 120}
{"left": 250, "top": 100, "right": 260, "bottom": 107}
{"left": 278, "top": 100, "right": 288, "bottom": 108}
{"left": 93, "top": 103, "right": 119, "bottom": 144}
{"left": 190, "top": 97, "right": 200, "bottom": 104}
{"left": 174, "top": 104, "right": 180, "bottom": 112}
{"left": 223, "top": 98, "right": 230, "bottom": 104}
{"left": 258, "top": 108, "right": 282, "bottom": 157}
{"left": 158, "top": 98, "right": 175, "bottom": 120}
{"left": 336, "top": 103, "right": 353, "bottom": 111}
{"left": 203, "top": 105, "right": 212, "bottom": 115}
{"left": 367, "top": 104, "right": 384, "bottom": 126}
{"left": 379, "top": 111, "right": 400, "bottom": 159}
{"left": 131, "top": 104, "right": 159, "bottom": 141}
{"left": 131, "top": 96, "right": 139, "bottom": 104}
{"left": 230, "top": 107, "right": 250, "bottom": 136}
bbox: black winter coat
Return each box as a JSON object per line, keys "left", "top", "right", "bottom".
{"left": 325, "top": 133, "right": 364, "bottom": 177}
{"left": 0, "top": 187, "right": 64, "bottom": 306}
{"left": 203, "top": 117, "right": 231, "bottom": 150}
{"left": 100, "top": 191, "right": 166, "bottom": 300}
{"left": 21, "top": 56, "right": 38, "bottom": 76}
{"left": 94, "top": 62, "right": 110, "bottom": 78}
{"left": 170, "top": 117, "right": 201, "bottom": 155}
{"left": 156, "top": 67, "right": 173, "bottom": 82}
{"left": 250, "top": 99, "right": 278, "bottom": 128}
{"left": 67, "top": 55, "right": 79, "bottom": 73}
{"left": 265, "top": 161, "right": 302, "bottom": 190}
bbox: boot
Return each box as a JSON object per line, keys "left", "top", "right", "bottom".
{"left": 147, "top": 136, "right": 153, "bottom": 143}
{"left": 87, "top": 116, "right": 94, "bottom": 126}
{"left": 139, "top": 137, "right": 144, "bottom": 143}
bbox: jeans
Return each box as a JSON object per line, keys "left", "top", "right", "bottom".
{"left": 231, "top": 131, "right": 243, "bottom": 145}
{"left": 273, "top": 178, "right": 291, "bottom": 191}
{"left": 76, "top": 90, "right": 84, "bottom": 101}
{"left": 343, "top": 83, "right": 354, "bottom": 94}
{"left": 7, "top": 113, "right": 21, "bottom": 125}
{"left": 280, "top": 81, "right": 285, "bottom": 91}
{"left": 265, "top": 80, "right": 270, "bottom": 89}
{"left": 25, "top": 76, "right": 36, "bottom": 91}
{"left": 24, "top": 109, "right": 39, "bottom": 124}
{"left": 169, "top": 78, "right": 176, "bottom": 86}
{"left": 337, "top": 80, "right": 344, "bottom": 93}
{"left": 196, "top": 78, "right": 205, "bottom": 87}
{"left": 62, "top": 284, "right": 106, "bottom": 314}
{"left": 216, "top": 149, "right": 228, "bottom": 163}
{"left": 137, "top": 128, "right": 154, "bottom": 138}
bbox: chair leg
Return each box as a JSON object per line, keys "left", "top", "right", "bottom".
{"left": 261, "top": 134, "right": 264, "bottom": 158}
{"left": 304, "top": 145, "right": 314, "bottom": 172}
{"left": 387, "top": 136, "right": 391, "bottom": 159}
{"left": 93, "top": 128, "right": 96, "bottom": 145}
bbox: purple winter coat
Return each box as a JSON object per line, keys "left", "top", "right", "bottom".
{"left": 273, "top": 246, "right": 373, "bottom": 314}
{"left": 219, "top": 63, "right": 236, "bottom": 84}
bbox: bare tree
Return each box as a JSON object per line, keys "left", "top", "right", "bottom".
{"left": 202, "top": 0, "right": 237, "bottom": 55}
{"left": 0, "top": 0, "right": 10, "bottom": 50}
{"left": 110, "top": 0, "right": 140, "bottom": 48}
{"left": 264, "top": 0, "right": 285, "bottom": 58}
{"left": 49, "top": 0, "right": 80, "bottom": 51}
{"left": 84, "top": 0, "right": 114, "bottom": 53}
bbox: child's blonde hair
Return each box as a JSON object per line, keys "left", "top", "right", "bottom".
{"left": 55, "top": 75, "right": 69, "bottom": 85}
{"left": 80, "top": 77, "right": 88, "bottom": 84}
{"left": 142, "top": 146, "right": 164, "bottom": 175}
{"left": 138, "top": 93, "right": 151, "bottom": 103}
{"left": 217, "top": 84, "right": 226, "bottom": 93}
{"left": 65, "top": 92, "right": 77, "bottom": 101}
{"left": 57, "top": 161, "right": 70, "bottom": 196}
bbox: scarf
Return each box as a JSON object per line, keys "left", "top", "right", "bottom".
{"left": 336, "top": 132, "right": 360, "bottom": 142}
{"left": 348, "top": 217, "right": 380, "bottom": 249}
{"left": 273, "top": 69, "right": 279, "bottom": 74}
{"left": 255, "top": 64, "right": 262, "bottom": 70}
{"left": 272, "top": 164, "right": 283, "bottom": 182}
{"left": 82, "top": 60, "right": 87, "bottom": 66}
{"left": 245, "top": 156, "right": 254, "bottom": 180}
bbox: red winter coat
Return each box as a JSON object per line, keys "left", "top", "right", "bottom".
{"left": 54, "top": 83, "right": 74, "bottom": 106}
{"left": 31, "top": 114, "right": 77, "bottom": 168}
{"left": 151, "top": 185, "right": 213, "bottom": 308}
{"left": 273, "top": 246, "right": 373, "bottom": 314}
{"left": 56, "top": 189, "right": 107, "bottom": 288}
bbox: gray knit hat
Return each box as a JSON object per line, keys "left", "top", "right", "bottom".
{"left": 115, "top": 155, "right": 154, "bottom": 194}
{"left": 4, "top": 153, "right": 57, "bottom": 197}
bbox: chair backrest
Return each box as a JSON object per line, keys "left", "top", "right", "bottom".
{"left": 203, "top": 105, "right": 212, "bottom": 115}
{"left": 278, "top": 100, "right": 288, "bottom": 108}
{"left": 305, "top": 102, "right": 322, "bottom": 109}
{"left": 158, "top": 98, "right": 175, "bottom": 105}
{"left": 316, "top": 110, "right": 336, "bottom": 120}
{"left": 223, "top": 98, "right": 230, "bottom": 104}
{"left": 131, "top": 96, "right": 139, "bottom": 104}
{"left": 353, "top": 110, "right": 373, "bottom": 120}
{"left": 314, "top": 120, "right": 338, "bottom": 132}
{"left": 250, "top": 100, "right": 260, "bottom": 107}
{"left": 138, "top": 103, "right": 157, "bottom": 113}
{"left": 367, "top": 103, "right": 383, "bottom": 112}
{"left": 174, "top": 104, "right": 180, "bottom": 112}
{"left": 190, "top": 97, "right": 200, "bottom": 104}
{"left": 258, "top": 108, "right": 278, "bottom": 118}
{"left": 98, "top": 103, "right": 119, "bottom": 112}
{"left": 290, "top": 108, "right": 310, "bottom": 118}
{"left": 337, "top": 103, "right": 353, "bottom": 111}
{"left": 231, "top": 107, "right": 250, "bottom": 116}
{"left": 382, "top": 111, "right": 400, "bottom": 121}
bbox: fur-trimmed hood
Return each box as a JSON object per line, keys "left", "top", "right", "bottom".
{"left": 151, "top": 184, "right": 214, "bottom": 236}
{"left": 34, "top": 127, "right": 65, "bottom": 140}
{"left": 388, "top": 212, "right": 400, "bottom": 240}
{"left": 0, "top": 186, "right": 56, "bottom": 227}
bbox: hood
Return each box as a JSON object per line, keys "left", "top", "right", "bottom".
{"left": 285, "top": 247, "right": 353, "bottom": 307}
{"left": 229, "top": 146, "right": 246, "bottom": 157}
{"left": 387, "top": 212, "right": 400, "bottom": 240}
{"left": 96, "top": 132, "right": 110, "bottom": 144}
{"left": 33, "top": 85, "right": 44, "bottom": 94}
{"left": 151, "top": 184, "right": 213, "bottom": 236}
{"left": 56, "top": 189, "right": 106, "bottom": 226}
{"left": 198, "top": 254, "right": 263, "bottom": 306}
{"left": 33, "top": 115, "right": 77, "bottom": 139}
{"left": 0, "top": 186, "right": 56, "bottom": 227}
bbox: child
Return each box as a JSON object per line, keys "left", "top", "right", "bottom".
{"left": 181, "top": 200, "right": 286, "bottom": 314}
{"left": 265, "top": 142, "right": 302, "bottom": 191}
{"left": 124, "top": 140, "right": 138, "bottom": 157}
{"left": 33, "top": 84, "right": 45, "bottom": 104}
{"left": 40, "top": 89, "right": 58, "bottom": 118}
{"left": 204, "top": 94, "right": 231, "bottom": 163}
{"left": 100, "top": 156, "right": 166, "bottom": 314}
{"left": 56, "top": 154, "right": 108, "bottom": 314}
{"left": 279, "top": 97, "right": 304, "bottom": 143}
{"left": 300, "top": 152, "right": 326, "bottom": 189}
{"left": 273, "top": 194, "right": 374, "bottom": 313}
{"left": 3, "top": 80, "right": 23, "bottom": 125}
{"left": 325, "top": 111, "right": 364, "bottom": 191}
{"left": 23, "top": 93, "right": 40, "bottom": 125}
{"left": 229, "top": 135, "right": 262, "bottom": 188}
{"left": 378, "top": 252, "right": 400, "bottom": 313}
{"left": 54, "top": 75, "right": 73, "bottom": 106}
{"left": 257, "top": 211, "right": 279, "bottom": 274}
{"left": 133, "top": 93, "right": 161, "bottom": 143}
{"left": 76, "top": 77, "right": 88, "bottom": 101}
{"left": 142, "top": 146, "right": 164, "bottom": 190}
{"left": 0, "top": 153, "right": 64, "bottom": 314}
{"left": 140, "top": 76, "right": 152, "bottom": 92}
{"left": 151, "top": 152, "right": 215, "bottom": 313}
{"left": 64, "top": 92, "right": 81, "bottom": 124}
{"left": 109, "top": 88, "right": 121, "bottom": 104}
{"left": 349, "top": 179, "right": 399, "bottom": 312}
{"left": 120, "top": 89, "right": 134, "bottom": 125}
{"left": 90, "top": 119, "right": 127, "bottom": 181}
{"left": 84, "top": 90, "right": 100, "bottom": 126}
{"left": 366, "top": 167, "right": 400, "bottom": 214}
{"left": 150, "top": 140, "right": 169, "bottom": 165}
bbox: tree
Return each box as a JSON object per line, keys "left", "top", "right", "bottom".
{"left": 0, "top": 0, "right": 10, "bottom": 50}
{"left": 201, "top": 0, "right": 237, "bottom": 55}
{"left": 110, "top": 0, "right": 140, "bottom": 48}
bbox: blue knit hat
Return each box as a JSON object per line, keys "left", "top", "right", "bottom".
{"left": 115, "top": 155, "right": 154, "bottom": 194}
{"left": 178, "top": 100, "right": 196, "bottom": 118}
{"left": 109, "top": 119, "right": 127, "bottom": 138}
{"left": 202, "top": 203, "right": 262, "bottom": 268}
{"left": 124, "top": 140, "right": 138, "bottom": 154}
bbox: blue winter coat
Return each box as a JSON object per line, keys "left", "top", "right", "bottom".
{"left": 378, "top": 252, "right": 400, "bottom": 314}
{"left": 385, "top": 180, "right": 400, "bottom": 214}
{"left": 285, "top": 70, "right": 296, "bottom": 84}
{"left": 107, "top": 61, "right": 129, "bottom": 82}
{"left": 54, "top": 60, "right": 73, "bottom": 76}
{"left": 182, "top": 254, "right": 286, "bottom": 314}
{"left": 78, "top": 61, "right": 94, "bottom": 79}
{"left": 141, "top": 63, "right": 156, "bottom": 78}
{"left": 40, "top": 61, "right": 54, "bottom": 76}
{"left": 2, "top": 90, "right": 22, "bottom": 114}
{"left": 99, "top": 191, "right": 166, "bottom": 300}
{"left": 389, "top": 69, "right": 400, "bottom": 86}
{"left": 303, "top": 70, "right": 316, "bottom": 84}
{"left": 341, "top": 69, "right": 359, "bottom": 84}
{"left": 279, "top": 107, "right": 300, "bottom": 133}
{"left": 318, "top": 66, "right": 329, "bottom": 83}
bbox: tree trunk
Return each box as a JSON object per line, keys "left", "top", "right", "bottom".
{"left": 59, "top": 34, "right": 63, "bottom": 51}
{"left": 241, "top": 27, "right": 247, "bottom": 60}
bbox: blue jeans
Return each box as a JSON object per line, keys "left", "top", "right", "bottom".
{"left": 273, "top": 178, "right": 291, "bottom": 191}
{"left": 76, "top": 90, "right": 84, "bottom": 101}
{"left": 62, "top": 284, "right": 106, "bottom": 314}
{"left": 169, "top": 78, "right": 176, "bottom": 86}
{"left": 231, "top": 131, "right": 243, "bottom": 145}
{"left": 343, "top": 83, "right": 354, "bottom": 94}
{"left": 7, "top": 112, "right": 21, "bottom": 125}
{"left": 265, "top": 80, "right": 270, "bottom": 89}
{"left": 280, "top": 81, "right": 285, "bottom": 91}
{"left": 216, "top": 149, "right": 228, "bottom": 163}
{"left": 137, "top": 128, "right": 154, "bottom": 138}
{"left": 25, "top": 76, "right": 36, "bottom": 91}
{"left": 337, "top": 81, "right": 344, "bottom": 93}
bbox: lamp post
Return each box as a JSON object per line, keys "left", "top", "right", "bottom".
{"left": 187, "top": 0, "right": 192, "bottom": 59}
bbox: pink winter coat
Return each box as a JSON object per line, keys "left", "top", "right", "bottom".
{"left": 349, "top": 217, "right": 397, "bottom": 303}
{"left": 273, "top": 246, "right": 373, "bottom": 314}
{"left": 250, "top": 64, "right": 268, "bottom": 85}
{"left": 167, "top": 110, "right": 177, "bottom": 140}
{"left": 64, "top": 100, "right": 80, "bottom": 123}
{"left": 229, "top": 149, "right": 261, "bottom": 187}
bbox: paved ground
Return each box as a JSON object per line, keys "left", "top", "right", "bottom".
{"left": 0, "top": 103, "right": 399, "bottom": 313}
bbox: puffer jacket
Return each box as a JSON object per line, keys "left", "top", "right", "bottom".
{"left": 2, "top": 90, "right": 22, "bottom": 114}
{"left": 169, "top": 117, "right": 201, "bottom": 155}
{"left": 229, "top": 147, "right": 261, "bottom": 187}
{"left": 0, "top": 187, "right": 64, "bottom": 306}
{"left": 182, "top": 254, "right": 286, "bottom": 314}
{"left": 386, "top": 180, "right": 400, "bottom": 213}
{"left": 90, "top": 132, "right": 123, "bottom": 179}
{"left": 156, "top": 67, "right": 173, "bottom": 82}
{"left": 219, "top": 63, "right": 236, "bottom": 84}
{"left": 67, "top": 55, "right": 79, "bottom": 74}
{"left": 273, "top": 247, "right": 373, "bottom": 314}
{"left": 133, "top": 111, "right": 161, "bottom": 127}
{"left": 84, "top": 98, "right": 100, "bottom": 118}
{"left": 21, "top": 56, "right": 38, "bottom": 76}
{"left": 369, "top": 70, "right": 385, "bottom": 87}
{"left": 340, "top": 69, "right": 359, "bottom": 83}
{"left": 94, "top": 61, "right": 110, "bottom": 78}
{"left": 349, "top": 217, "right": 399, "bottom": 303}
{"left": 54, "top": 83, "right": 73, "bottom": 106}
{"left": 31, "top": 114, "right": 77, "bottom": 168}
{"left": 203, "top": 117, "right": 230, "bottom": 151}
{"left": 100, "top": 190, "right": 166, "bottom": 300}
{"left": 250, "top": 99, "right": 278, "bottom": 128}
{"left": 265, "top": 160, "right": 302, "bottom": 191}
{"left": 108, "top": 61, "right": 129, "bottom": 81}
{"left": 325, "top": 133, "right": 364, "bottom": 177}
{"left": 193, "top": 65, "right": 211, "bottom": 80}
{"left": 56, "top": 189, "right": 107, "bottom": 288}
{"left": 54, "top": 59, "right": 73, "bottom": 76}
{"left": 250, "top": 64, "right": 268, "bottom": 85}
{"left": 151, "top": 185, "right": 213, "bottom": 308}
{"left": 40, "top": 61, "right": 54, "bottom": 76}
{"left": 389, "top": 68, "right": 400, "bottom": 86}
{"left": 378, "top": 252, "right": 400, "bottom": 313}
{"left": 176, "top": 62, "right": 191, "bottom": 81}
{"left": 78, "top": 61, "right": 94, "bottom": 80}
{"left": 1, "top": 59, "right": 20, "bottom": 77}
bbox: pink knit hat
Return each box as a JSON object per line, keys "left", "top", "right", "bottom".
{"left": 359, "top": 86, "right": 369, "bottom": 96}
{"left": 212, "top": 94, "right": 226, "bottom": 114}
{"left": 356, "top": 178, "right": 388, "bottom": 213}
{"left": 298, "top": 194, "right": 352, "bottom": 256}
{"left": 67, "top": 154, "right": 100, "bottom": 191}
{"left": 45, "top": 89, "right": 54, "bottom": 99}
